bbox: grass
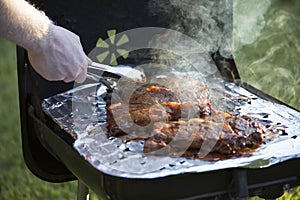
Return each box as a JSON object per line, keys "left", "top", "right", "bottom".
{"left": 0, "top": 0, "right": 299, "bottom": 199}
{"left": 0, "top": 39, "right": 78, "bottom": 200}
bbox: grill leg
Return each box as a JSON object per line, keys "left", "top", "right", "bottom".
{"left": 231, "top": 169, "right": 249, "bottom": 199}
{"left": 77, "top": 180, "right": 89, "bottom": 200}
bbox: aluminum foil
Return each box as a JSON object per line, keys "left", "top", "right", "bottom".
{"left": 42, "top": 80, "right": 300, "bottom": 179}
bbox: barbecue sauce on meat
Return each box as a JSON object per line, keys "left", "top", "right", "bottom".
{"left": 106, "top": 84, "right": 279, "bottom": 160}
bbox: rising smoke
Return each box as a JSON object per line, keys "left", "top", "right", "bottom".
{"left": 144, "top": 0, "right": 272, "bottom": 114}
{"left": 148, "top": 0, "right": 271, "bottom": 59}
{"left": 148, "top": 0, "right": 233, "bottom": 58}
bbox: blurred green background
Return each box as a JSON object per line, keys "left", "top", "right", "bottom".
{"left": 0, "top": 40, "right": 79, "bottom": 200}
{"left": 0, "top": 0, "right": 299, "bottom": 199}
{"left": 234, "top": 0, "right": 300, "bottom": 110}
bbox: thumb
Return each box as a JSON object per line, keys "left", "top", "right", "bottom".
{"left": 75, "top": 66, "right": 87, "bottom": 83}
{"left": 75, "top": 56, "right": 92, "bottom": 83}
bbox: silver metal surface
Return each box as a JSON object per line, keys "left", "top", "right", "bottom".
{"left": 42, "top": 79, "right": 300, "bottom": 179}
{"left": 88, "top": 62, "right": 145, "bottom": 82}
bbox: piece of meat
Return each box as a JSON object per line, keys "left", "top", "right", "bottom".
{"left": 129, "top": 85, "right": 180, "bottom": 105}
{"left": 144, "top": 115, "right": 266, "bottom": 156}
{"left": 129, "top": 83, "right": 209, "bottom": 105}
{"left": 107, "top": 84, "right": 209, "bottom": 126}
{"left": 106, "top": 101, "right": 215, "bottom": 136}
{"left": 106, "top": 83, "right": 278, "bottom": 159}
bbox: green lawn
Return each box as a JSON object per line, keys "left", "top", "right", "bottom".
{"left": 0, "top": 0, "right": 299, "bottom": 199}
{"left": 0, "top": 39, "right": 79, "bottom": 200}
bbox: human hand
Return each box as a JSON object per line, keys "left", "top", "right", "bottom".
{"left": 27, "top": 24, "right": 91, "bottom": 83}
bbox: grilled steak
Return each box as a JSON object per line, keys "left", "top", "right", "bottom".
{"left": 144, "top": 115, "right": 266, "bottom": 156}
{"left": 106, "top": 101, "right": 214, "bottom": 136}
{"left": 107, "top": 84, "right": 210, "bottom": 136}
{"left": 106, "top": 83, "right": 278, "bottom": 158}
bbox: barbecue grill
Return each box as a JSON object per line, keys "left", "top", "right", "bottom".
{"left": 17, "top": 1, "right": 300, "bottom": 199}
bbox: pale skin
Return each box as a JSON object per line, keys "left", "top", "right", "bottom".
{"left": 0, "top": 0, "right": 90, "bottom": 83}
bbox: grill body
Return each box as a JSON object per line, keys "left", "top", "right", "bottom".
{"left": 17, "top": 0, "right": 300, "bottom": 199}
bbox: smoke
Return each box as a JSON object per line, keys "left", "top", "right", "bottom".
{"left": 148, "top": 0, "right": 233, "bottom": 58}
{"left": 143, "top": 0, "right": 272, "bottom": 117}
{"left": 233, "top": 0, "right": 271, "bottom": 51}
{"left": 148, "top": 0, "right": 271, "bottom": 58}
{"left": 146, "top": 1, "right": 235, "bottom": 111}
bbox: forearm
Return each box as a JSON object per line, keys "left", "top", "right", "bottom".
{"left": 0, "top": 0, "right": 51, "bottom": 50}
{"left": 0, "top": 0, "right": 89, "bottom": 83}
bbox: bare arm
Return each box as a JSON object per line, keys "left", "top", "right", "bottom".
{"left": 0, "top": 0, "right": 51, "bottom": 51}
{"left": 0, "top": 0, "right": 89, "bottom": 83}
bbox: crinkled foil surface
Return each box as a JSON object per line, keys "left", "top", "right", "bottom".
{"left": 42, "top": 80, "right": 300, "bottom": 179}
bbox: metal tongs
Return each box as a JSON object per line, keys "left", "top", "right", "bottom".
{"left": 87, "top": 62, "right": 145, "bottom": 82}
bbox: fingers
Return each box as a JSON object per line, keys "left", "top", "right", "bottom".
{"left": 64, "top": 56, "right": 89, "bottom": 83}
{"left": 87, "top": 56, "right": 93, "bottom": 65}
{"left": 74, "top": 63, "right": 88, "bottom": 83}
{"left": 28, "top": 23, "right": 91, "bottom": 83}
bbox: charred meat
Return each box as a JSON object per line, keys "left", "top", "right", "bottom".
{"left": 106, "top": 83, "right": 278, "bottom": 159}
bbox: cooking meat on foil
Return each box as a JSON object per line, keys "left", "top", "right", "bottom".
{"left": 106, "top": 83, "right": 279, "bottom": 159}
